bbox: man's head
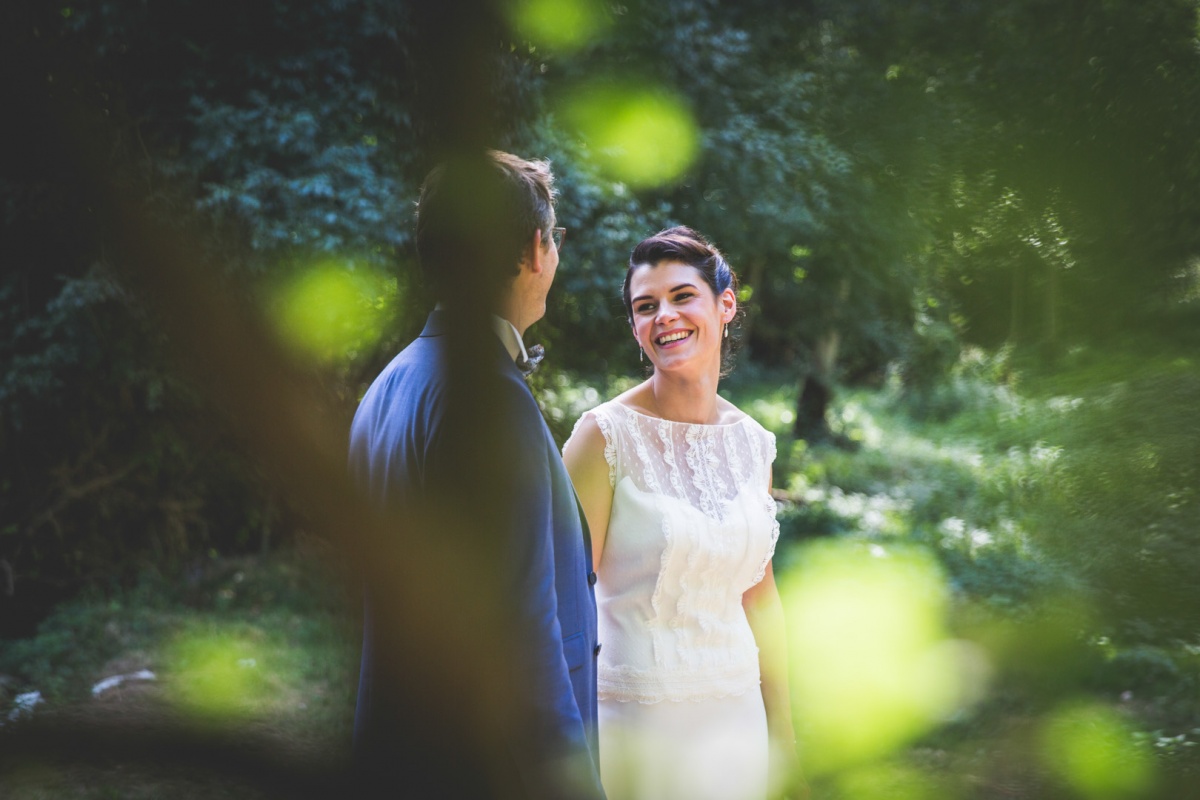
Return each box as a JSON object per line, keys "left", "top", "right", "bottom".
{"left": 415, "top": 150, "right": 558, "bottom": 318}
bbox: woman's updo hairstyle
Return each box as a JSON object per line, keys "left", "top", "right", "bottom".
{"left": 623, "top": 226, "right": 743, "bottom": 375}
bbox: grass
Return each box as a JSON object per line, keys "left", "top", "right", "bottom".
{"left": 0, "top": 543, "right": 359, "bottom": 799}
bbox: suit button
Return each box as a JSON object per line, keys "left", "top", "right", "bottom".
{"left": 587, "top": 571, "right": 598, "bottom": 586}
{"left": 594, "top": 643, "right": 602, "bottom": 657}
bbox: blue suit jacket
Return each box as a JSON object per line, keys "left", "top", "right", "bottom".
{"left": 349, "top": 310, "right": 602, "bottom": 796}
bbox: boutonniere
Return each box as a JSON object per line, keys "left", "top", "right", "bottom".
{"left": 517, "top": 343, "right": 545, "bottom": 377}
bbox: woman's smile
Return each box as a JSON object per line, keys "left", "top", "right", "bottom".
{"left": 655, "top": 329, "right": 694, "bottom": 348}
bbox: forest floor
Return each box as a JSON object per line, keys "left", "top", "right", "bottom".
{"left": 0, "top": 545, "right": 359, "bottom": 799}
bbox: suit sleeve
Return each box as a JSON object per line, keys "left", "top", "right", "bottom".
{"left": 426, "top": 373, "right": 603, "bottom": 797}
{"left": 505, "top": 392, "right": 594, "bottom": 746}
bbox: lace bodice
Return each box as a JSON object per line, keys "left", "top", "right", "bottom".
{"left": 573, "top": 400, "right": 780, "bottom": 703}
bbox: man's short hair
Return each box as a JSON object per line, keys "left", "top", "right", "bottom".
{"left": 415, "top": 150, "right": 556, "bottom": 303}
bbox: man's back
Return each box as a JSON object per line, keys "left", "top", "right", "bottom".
{"left": 349, "top": 310, "right": 602, "bottom": 797}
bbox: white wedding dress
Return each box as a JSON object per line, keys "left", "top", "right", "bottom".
{"left": 574, "top": 401, "right": 780, "bottom": 800}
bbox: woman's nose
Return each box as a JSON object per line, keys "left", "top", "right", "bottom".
{"left": 655, "top": 303, "right": 679, "bottom": 324}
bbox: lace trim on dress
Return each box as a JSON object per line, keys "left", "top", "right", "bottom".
{"left": 684, "top": 430, "right": 724, "bottom": 662}
{"left": 657, "top": 418, "right": 689, "bottom": 501}
{"left": 745, "top": 423, "right": 765, "bottom": 483}
{"left": 685, "top": 425, "right": 728, "bottom": 521}
{"left": 752, "top": 501, "right": 780, "bottom": 585}
{"left": 598, "top": 658, "right": 760, "bottom": 704}
{"left": 751, "top": 427, "right": 780, "bottom": 585}
{"left": 725, "top": 429, "right": 749, "bottom": 507}
{"left": 586, "top": 408, "right": 618, "bottom": 489}
{"left": 657, "top": 418, "right": 692, "bottom": 662}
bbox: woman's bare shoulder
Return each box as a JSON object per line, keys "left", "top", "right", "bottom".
{"left": 715, "top": 395, "right": 751, "bottom": 425}
{"left": 608, "top": 381, "right": 655, "bottom": 416}
{"left": 564, "top": 408, "right": 607, "bottom": 459}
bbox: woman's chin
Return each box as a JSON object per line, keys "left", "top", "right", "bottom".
{"left": 650, "top": 350, "right": 718, "bottom": 374}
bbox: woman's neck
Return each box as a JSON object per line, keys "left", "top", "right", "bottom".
{"left": 645, "top": 368, "right": 722, "bottom": 424}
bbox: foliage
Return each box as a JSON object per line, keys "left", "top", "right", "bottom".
{"left": 765, "top": 377, "right": 1069, "bottom": 609}
{"left": 815, "top": 0, "right": 1200, "bottom": 355}
{"left": 0, "top": 0, "right": 427, "bottom": 606}
{"left": 752, "top": 359, "right": 1200, "bottom": 794}
{"left": 0, "top": 258, "right": 271, "bottom": 626}
{"left": 3, "top": 16, "right": 1200, "bottom": 793}
{"left": 1030, "top": 360, "right": 1200, "bottom": 645}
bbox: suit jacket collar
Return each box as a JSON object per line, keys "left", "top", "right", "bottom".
{"left": 419, "top": 310, "right": 523, "bottom": 376}
{"left": 418, "top": 308, "right": 453, "bottom": 338}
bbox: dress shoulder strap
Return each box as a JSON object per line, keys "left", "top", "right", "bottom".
{"left": 732, "top": 415, "right": 775, "bottom": 480}
{"left": 573, "top": 401, "right": 621, "bottom": 489}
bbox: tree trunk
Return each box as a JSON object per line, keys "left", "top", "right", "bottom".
{"left": 793, "top": 328, "right": 841, "bottom": 442}
{"left": 794, "top": 371, "right": 833, "bottom": 441}
{"left": 794, "top": 278, "right": 849, "bottom": 443}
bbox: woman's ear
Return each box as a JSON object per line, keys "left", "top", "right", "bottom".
{"left": 720, "top": 287, "right": 738, "bottom": 323}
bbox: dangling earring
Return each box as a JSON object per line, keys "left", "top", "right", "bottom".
{"left": 723, "top": 323, "right": 729, "bottom": 339}
{"left": 639, "top": 347, "right": 645, "bottom": 363}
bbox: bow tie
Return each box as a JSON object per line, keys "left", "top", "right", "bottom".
{"left": 516, "top": 343, "right": 545, "bottom": 377}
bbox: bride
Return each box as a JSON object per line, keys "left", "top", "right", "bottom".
{"left": 563, "top": 226, "right": 800, "bottom": 799}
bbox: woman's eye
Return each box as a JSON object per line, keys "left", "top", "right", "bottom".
{"left": 636, "top": 304, "right": 654, "bottom": 313}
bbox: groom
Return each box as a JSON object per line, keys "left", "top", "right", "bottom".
{"left": 349, "top": 151, "right": 603, "bottom": 798}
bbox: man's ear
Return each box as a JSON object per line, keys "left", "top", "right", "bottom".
{"left": 522, "top": 229, "right": 545, "bottom": 274}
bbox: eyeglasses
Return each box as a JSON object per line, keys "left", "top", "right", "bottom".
{"left": 550, "top": 227, "right": 566, "bottom": 250}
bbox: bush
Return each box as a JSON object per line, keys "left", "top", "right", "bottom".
{"left": 1032, "top": 368, "right": 1200, "bottom": 645}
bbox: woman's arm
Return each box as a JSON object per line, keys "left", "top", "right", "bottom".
{"left": 744, "top": 562, "right": 806, "bottom": 798}
{"left": 744, "top": 562, "right": 794, "bottom": 743}
{"left": 562, "top": 414, "right": 614, "bottom": 572}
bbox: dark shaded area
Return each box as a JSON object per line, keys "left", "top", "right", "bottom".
{"left": 1, "top": 0, "right": 542, "bottom": 796}
{"left": 1, "top": 714, "right": 347, "bottom": 798}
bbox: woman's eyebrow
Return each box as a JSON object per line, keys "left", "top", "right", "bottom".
{"left": 631, "top": 283, "right": 698, "bottom": 304}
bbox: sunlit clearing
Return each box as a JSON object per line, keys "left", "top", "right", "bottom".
{"left": 563, "top": 83, "right": 698, "bottom": 188}
{"left": 269, "top": 261, "right": 396, "bottom": 363}
{"left": 166, "top": 631, "right": 269, "bottom": 720}
{"left": 1040, "top": 702, "right": 1155, "bottom": 799}
{"left": 780, "top": 541, "right": 990, "bottom": 775}
{"left": 508, "top": 0, "right": 610, "bottom": 51}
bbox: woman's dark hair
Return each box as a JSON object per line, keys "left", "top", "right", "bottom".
{"left": 623, "top": 226, "right": 743, "bottom": 374}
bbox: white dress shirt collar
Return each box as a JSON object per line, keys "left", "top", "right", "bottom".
{"left": 490, "top": 314, "right": 530, "bottom": 365}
